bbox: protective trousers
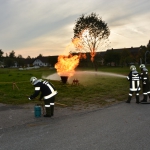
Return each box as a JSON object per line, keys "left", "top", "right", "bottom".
{"left": 127, "top": 91, "right": 139, "bottom": 103}
{"left": 141, "top": 85, "right": 148, "bottom": 102}
{"left": 147, "top": 81, "right": 150, "bottom": 99}
{"left": 44, "top": 97, "right": 55, "bottom": 116}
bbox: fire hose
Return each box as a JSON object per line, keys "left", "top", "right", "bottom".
{"left": 28, "top": 96, "right": 67, "bottom": 107}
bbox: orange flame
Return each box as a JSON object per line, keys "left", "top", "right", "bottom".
{"left": 78, "top": 53, "right": 87, "bottom": 59}
{"left": 72, "top": 37, "right": 83, "bottom": 50}
{"left": 72, "top": 30, "right": 97, "bottom": 62}
{"left": 55, "top": 54, "right": 79, "bottom": 77}
{"left": 90, "top": 50, "right": 96, "bottom": 62}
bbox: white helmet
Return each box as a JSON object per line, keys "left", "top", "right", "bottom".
{"left": 30, "top": 77, "right": 37, "bottom": 85}
{"left": 139, "top": 64, "right": 145, "bottom": 69}
{"left": 130, "top": 65, "right": 136, "bottom": 71}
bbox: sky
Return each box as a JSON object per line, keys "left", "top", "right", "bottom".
{"left": 0, "top": 0, "right": 150, "bottom": 58}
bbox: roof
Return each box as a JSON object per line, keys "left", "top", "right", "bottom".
{"left": 106, "top": 47, "right": 140, "bottom": 53}
{"left": 35, "top": 56, "right": 49, "bottom": 63}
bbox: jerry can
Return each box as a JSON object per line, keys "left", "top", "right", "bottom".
{"left": 34, "top": 105, "right": 41, "bottom": 117}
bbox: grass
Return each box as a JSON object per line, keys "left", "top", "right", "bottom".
{"left": 0, "top": 66, "right": 144, "bottom": 107}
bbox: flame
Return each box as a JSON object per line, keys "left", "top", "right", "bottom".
{"left": 78, "top": 53, "right": 87, "bottom": 59}
{"left": 90, "top": 50, "right": 96, "bottom": 62}
{"left": 55, "top": 38, "right": 86, "bottom": 77}
{"left": 55, "top": 54, "right": 79, "bottom": 77}
{"left": 72, "top": 29, "right": 97, "bottom": 62}
{"left": 72, "top": 38, "right": 83, "bottom": 50}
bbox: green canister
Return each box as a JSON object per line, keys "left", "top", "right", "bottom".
{"left": 34, "top": 105, "right": 41, "bottom": 117}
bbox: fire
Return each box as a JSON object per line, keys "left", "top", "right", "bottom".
{"left": 72, "top": 30, "right": 96, "bottom": 62}
{"left": 72, "top": 38, "right": 83, "bottom": 50}
{"left": 55, "top": 54, "right": 79, "bottom": 77}
{"left": 90, "top": 50, "right": 96, "bottom": 62}
{"left": 54, "top": 37, "right": 86, "bottom": 82}
{"left": 78, "top": 53, "right": 87, "bottom": 59}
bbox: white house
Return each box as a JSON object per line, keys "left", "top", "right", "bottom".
{"left": 32, "top": 57, "right": 50, "bottom": 66}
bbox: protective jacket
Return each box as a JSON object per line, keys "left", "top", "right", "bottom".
{"left": 127, "top": 70, "right": 140, "bottom": 91}
{"left": 140, "top": 67, "right": 150, "bottom": 102}
{"left": 29, "top": 79, "right": 57, "bottom": 100}
{"left": 140, "top": 68, "right": 149, "bottom": 86}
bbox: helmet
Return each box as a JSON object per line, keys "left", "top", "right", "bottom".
{"left": 139, "top": 64, "right": 145, "bottom": 69}
{"left": 30, "top": 77, "right": 37, "bottom": 85}
{"left": 130, "top": 65, "right": 136, "bottom": 71}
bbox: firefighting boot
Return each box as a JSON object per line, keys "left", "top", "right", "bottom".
{"left": 140, "top": 95, "right": 147, "bottom": 103}
{"left": 148, "top": 93, "right": 150, "bottom": 100}
{"left": 44, "top": 107, "right": 51, "bottom": 117}
{"left": 51, "top": 105, "right": 54, "bottom": 116}
{"left": 136, "top": 95, "right": 139, "bottom": 104}
{"left": 126, "top": 96, "right": 132, "bottom": 103}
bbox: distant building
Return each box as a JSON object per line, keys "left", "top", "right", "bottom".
{"left": 106, "top": 47, "right": 140, "bottom": 54}
{"left": 33, "top": 57, "right": 49, "bottom": 66}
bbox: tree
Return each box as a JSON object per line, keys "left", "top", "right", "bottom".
{"left": 138, "top": 46, "right": 147, "bottom": 64}
{"left": 147, "top": 40, "right": 150, "bottom": 49}
{"left": 4, "top": 58, "right": 14, "bottom": 67}
{"left": 104, "top": 50, "right": 120, "bottom": 66}
{"left": 48, "top": 56, "right": 58, "bottom": 67}
{"left": 0, "top": 49, "right": 4, "bottom": 62}
{"left": 4, "top": 50, "right": 16, "bottom": 67}
{"left": 17, "top": 55, "right": 24, "bottom": 67}
{"left": 120, "top": 49, "right": 131, "bottom": 66}
{"left": 0, "top": 49, "right": 4, "bottom": 58}
{"left": 17, "top": 54, "right": 23, "bottom": 58}
{"left": 73, "top": 13, "right": 110, "bottom": 70}
{"left": 9, "top": 50, "right": 15, "bottom": 58}
{"left": 6, "top": 53, "right": 8, "bottom": 57}
{"left": 37, "top": 54, "right": 43, "bottom": 58}
{"left": 145, "top": 41, "right": 150, "bottom": 64}
{"left": 26, "top": 56, "right": 31, "bottom": 59}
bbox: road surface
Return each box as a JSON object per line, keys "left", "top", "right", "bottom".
{"left": 1, "top": 100, "right": 150, "bottom": 150}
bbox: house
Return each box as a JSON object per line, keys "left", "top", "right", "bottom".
{"left": 23, "top": 56, "right": 58, "bottom": 67}
{"left": 0, "top": 61, "right": 4, "bottom": 68}
{"left": 24, "top": 58, "right": 34, "bottom": 67}
{"left": 95, "top": 47, "right": 142, "bottom": 66}
{"left": 32, "top": 56, "right": 50, "bottom": 67}
{"left": 106, "top": 47, "right": 140, "bottom": 54}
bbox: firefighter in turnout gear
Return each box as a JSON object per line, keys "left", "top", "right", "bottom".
{"left": 29, "top": 77, "right": 57, "bottom": 117}
{"left": 139, "top": 64, "right": 150, "bottom": 102}
{"left": 126, "top": 65, "right": 141, "bottom": 103}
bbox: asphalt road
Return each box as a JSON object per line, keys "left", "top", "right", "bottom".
{"left": 1, "top": 100, "right": 150, "bottom": 150}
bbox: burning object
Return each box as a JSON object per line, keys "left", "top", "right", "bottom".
{"left": 55, "top": 54, "right": 80, "bottom": 83}
{"left": 60, "top": 76, "right": 68, "bottom": 84}
{"left": 72, "top": 79, "right": 79, "bottom": 85}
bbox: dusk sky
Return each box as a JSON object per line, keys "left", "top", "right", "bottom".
{"left": 0, "top": 0, "right": 150, "bottom": 58}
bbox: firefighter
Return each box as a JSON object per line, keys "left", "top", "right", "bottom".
{"left": 139, "top": 64, "right": 150, "bottom": 102}
{"left": 126, "top": 65, "right": 140, "bottom": 103}
{"left": 29, "top": 77, "right": 57, "bottom": 117}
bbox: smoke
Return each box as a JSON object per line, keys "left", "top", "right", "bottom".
{"left": 42, "top": 73, "right": 60, "bottom": 81}
{"left": 42, "top": 71, "right": 126, "bottom": 83}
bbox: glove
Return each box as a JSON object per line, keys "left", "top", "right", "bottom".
{"left": 143, "top": 81, "right": 146, "bottom": 84}
{"left": 28, "top": 97, "right": 31, "bottom": 100}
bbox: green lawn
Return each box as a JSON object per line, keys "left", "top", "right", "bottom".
{"left": 0, "top": 66, "right": 144, "bottom": 107}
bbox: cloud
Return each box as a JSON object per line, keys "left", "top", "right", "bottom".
{"left": 0, "top": 0, "right": 150, "bottom": 57}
